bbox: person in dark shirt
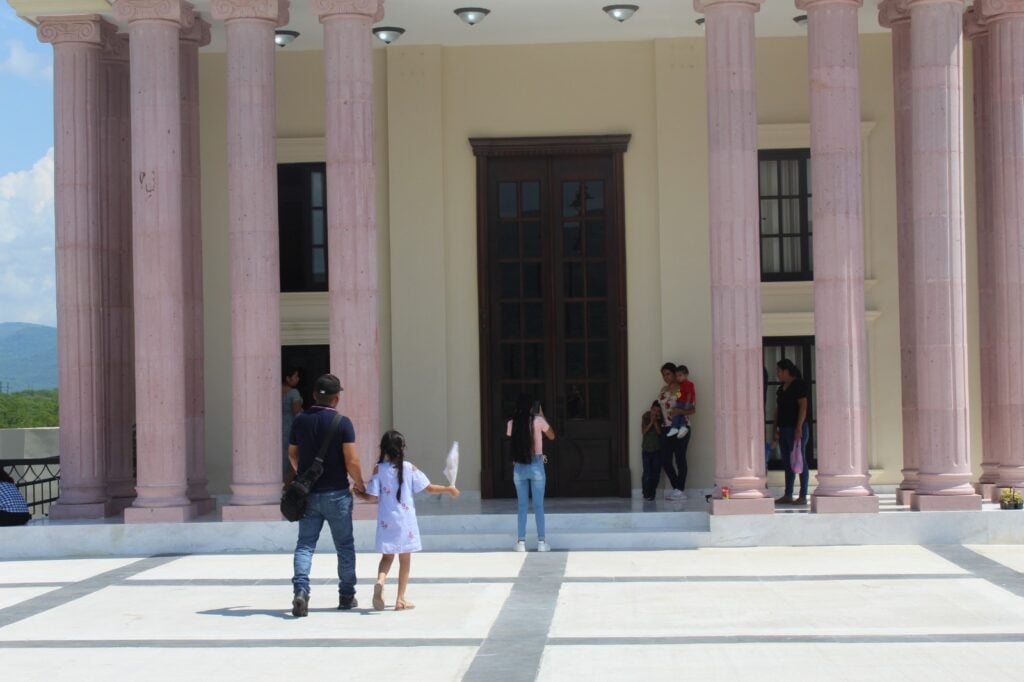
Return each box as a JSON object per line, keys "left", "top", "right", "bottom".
{"left": 772, "top": 358, "right": 810, "bottom": 505}
{"left": 288, "top": 374, "right": 366, "bottom": 616}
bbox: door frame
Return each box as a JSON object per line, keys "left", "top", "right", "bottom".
{"left": 470, "top": 135, "right": 632, "bottom": 499}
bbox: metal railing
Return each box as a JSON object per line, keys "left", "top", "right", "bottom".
{"left": 1, "top": 456, "right": 60, "bottom": 517}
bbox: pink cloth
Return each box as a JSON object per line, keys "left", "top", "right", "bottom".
{"left": 507, "top": 415, "right": 551, "bottom": 455}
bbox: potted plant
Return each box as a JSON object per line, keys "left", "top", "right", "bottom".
{"left": 999, "top": 488, "right": 1023, "bottom": 510}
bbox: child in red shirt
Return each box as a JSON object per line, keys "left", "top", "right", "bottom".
{"left": 667, "top": 366, "right": 695, "bottom": 439}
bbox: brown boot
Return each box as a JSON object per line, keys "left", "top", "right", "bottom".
{"left": 775, "top": 495, "right": 795, "bottom": 505}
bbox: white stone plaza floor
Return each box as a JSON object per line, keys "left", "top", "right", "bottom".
{"left": 4, "top": 544, "right": 1024, "bottom": 681}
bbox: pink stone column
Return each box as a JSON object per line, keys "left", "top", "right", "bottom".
{"left": 38, "top": 15, "right": 114, "bottom": 520}
{"left": 879, "top": 0, "right": 919, "bottom": 506}
{"left": 965, "top": 8, "right": 1001, "bottom": 500}
{"left": 798, "top": 0, "right": 878, "bottom": 514}
{"left": 907, "top": 0, "right": 981, "bottom": 511}
{"left": 314, "top": 0, "right": 383, "bottom": 483}
{"left": 978, "top": 0, "right": 1024, "bottom": 498}
{"left": 114, "top": 0, "right": 196, "bottom": 523}
{"left": 694, "top": 0, "right": 773, "bottom": 515}
{"left": 180, "top": 14, "right": 214, "bottom": 516}
{"left": 98, "top": 26, "right": 137, "bottom": 512}
{"left": 212, "top": 0, "right": 289, "bottom": 520}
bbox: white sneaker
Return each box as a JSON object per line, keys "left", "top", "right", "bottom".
{"left": 537, "top": 540, "right": 551, "bottom": 552}
{"left": 666, "top": 489, "right": 686, "bottom": 500}
{"left": 666, "top": 427, "right": 679, "bottom": 437}
{"left": 676, "top": 426, "right": 689, "bottom": 439}
{"left": 514, "top": 540, "right": 526, "bottom": 552}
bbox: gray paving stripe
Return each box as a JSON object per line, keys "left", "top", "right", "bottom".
{"left": 925, "top": 545, "right": 1024, "bottom": 598}
{"left": 547, "top": 633, "right": 1024, "bottom": 645}
{"left": 110, "top": 572, "right": 975, "bottom": 588}
{"left": 0, "top": 555, "right": 184, "bottom": 630}
{"left": 462, "top": 552, "right": 568, "bottom": 682}
{"left": 0, "top": 638, "right": 484, "bottom": 649}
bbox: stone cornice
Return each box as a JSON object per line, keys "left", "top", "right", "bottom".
{"left": 211, "top": 0, "right": 289, "bottom": 24}
{"left": 113, "top": 0, "right": 196, "bottom": 26}
{"left": 180, "top": 13, "right": 211, "bottom": 45}
{"left": 795, "top": 0, "right": 863, "bottom": 9}
{"left": 964, "top": 5, "right": 990, "bottom": 37}
{"left": 878, "top": 0, "right": 910, "bottom": 27}
{"left": 693, "top": 0, "right": 764, "bottom": 13}
{"left": 10, "top": 1, "right": 110, "bottom": 20}
{"left": 312, "top": 0, "right": 384, "bottom": 22}
{"left": 99, "top": 21, "right": 130, "bottom": 61}
{"left": 905, "top": 0, "right": 966, "bottom": 8}
{"left": 978, "top": 0, "right": 1024, "bottom": 20}
{"left": 37, "top": 14, "right": 106, "bottom": 46}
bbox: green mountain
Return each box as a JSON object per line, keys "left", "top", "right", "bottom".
{"left": 0, "top": 322, "right": 58, "bottom": 392}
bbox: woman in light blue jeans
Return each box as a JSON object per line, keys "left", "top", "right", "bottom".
{"left": 507, "top": 394, "right": 556, "bottom": 552}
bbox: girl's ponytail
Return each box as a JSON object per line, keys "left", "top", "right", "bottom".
{"left": 378, "top": 430, "right": 407, "bottom": 502}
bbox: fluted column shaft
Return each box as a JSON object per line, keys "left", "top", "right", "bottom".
{"left": 965, "top": 9, "right": 1001, "bottom": 496}
{"left": 695, "top": 0, "right": 773, "bottom": 515}
{"left": 797, "top": 0, "right": 877, "bottom": 513}
{"left": 315, "top": 0, "right": 383, "bottom": 481}
{"left": 880, "top": 1, "right": 919, "bottom": 504}
{"left": 115, "top": 0, "right": 195, "bottom": 522}
{"left": 213, "top": 0, "right": 288, "bottom": 519}
{"left": 98, "top": 27, "right": 136, "bottom": 510}
{"left": 39, "top": 15, "right": 113, "bottom": 520}
{"left": 979, "top": 0, "right": 1024, "bottom": 494}
{"left": 907, "top": 0, "right": 981, "bottom": 510}
{"left": 180, "top": 15, "right": 213, "bottom": 515}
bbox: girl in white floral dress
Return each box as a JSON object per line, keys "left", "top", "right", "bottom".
{"left": 362, "top": 430, "right": 459, "bottom": 610}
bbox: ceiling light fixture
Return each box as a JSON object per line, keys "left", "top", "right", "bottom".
{"left": 372, "top": 26, "right": 406, "bottom": 44}
{"left": 454, "top": 7, "right": 490, "bottom": 26}
{"left": 274, "top": 30, "right": 299, "bottom": 47}
{"left": 603, "top": 4, "right": 639, "bottom": 22}
{"left": 793, "top": 14, "right": 808, "bottom": 27}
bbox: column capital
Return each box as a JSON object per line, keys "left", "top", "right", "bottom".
{"left": 37, "top": 13, "right": 107, "bottom": 45}
{"left": 977, "top": 0, "right": 1024, "bottom": 20}
{"left": 312, "top": 0, "right": 384, "bottom": 22}
{"left": 180, "top": 13, "right": 212, "bottom": 45}
{"left": 964, "top": 5, "right": 991, "bottom": 37}
{"left": 878, "top": 0, "right": 910, "bottom": 27}
{"left": 211, "top": 0, "right": 289, "bottom": 25}
{"left": 113, "top": 0, "right": 195, "bottom": 26}
{"left": 795, "top": 0, "right": 863, "bottom": 10}
{"left": 99, "top": 21, "right": 130, "bottom": 61}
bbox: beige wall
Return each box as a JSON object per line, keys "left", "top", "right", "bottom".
{"left": 197, "top": 34, "right": 981, "bottom": 495}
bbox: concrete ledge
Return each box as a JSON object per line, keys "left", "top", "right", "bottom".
{"left": 48, "top": 500, "right": 115, "bottom": 520}
{"left": 124, "top": 504, "right": 196, "bottom": 524}
{"left": 221, "top": 504, "right": 282, "bottom": 521}
{"left": 811, "top": 495, "right": 880, "bottom": 514}
{"left": 912, "top": 494, "right": 983, "bottom": 512}
{"left": 710, "top": 498, "right": 775, "bottom": 516}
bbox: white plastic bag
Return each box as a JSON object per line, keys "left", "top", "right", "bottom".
{"left": 444, "top": 441, "right": 459, "bottom": 487}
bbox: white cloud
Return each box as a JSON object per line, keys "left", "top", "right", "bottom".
{"left": 0, "top": 40, "right": 52, "bottom": 82}
{"left": 0, "top": 148, "right": 56, "bottom": 325}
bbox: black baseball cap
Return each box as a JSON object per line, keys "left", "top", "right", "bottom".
{"left": 314, "top": 374, "right": 343, "bottom": 398}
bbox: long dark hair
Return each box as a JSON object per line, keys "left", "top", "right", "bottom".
{"left": 509, "top": 394, "right": 535, "bottom": 465}
{"left": 378, "top": 430, "right": 406, "bottom": 502}
{"left": 776, "top": 358, "right": 802, "bottom": 380}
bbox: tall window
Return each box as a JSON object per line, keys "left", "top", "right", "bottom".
{"left": 763, "top": 336, "right": 817, "bottom": 470}
{"left": 759, "top": 149, "right": 812, "bottom": 281}
{"left": 278, "top": 163, "right": 328, "bottom": 292}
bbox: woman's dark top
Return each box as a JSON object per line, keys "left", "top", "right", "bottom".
{"left": 776, "top": 378, "right": 808, "bottom": 428}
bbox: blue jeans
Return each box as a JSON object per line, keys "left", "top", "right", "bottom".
{"left": 292, "top": 489, "right": 356, "bottom": 597}
{"left": 513, "top": 456, "right": 546, "bottom": 540}
{"left": 780, "top": 424, "right": 810, "bottom": 498}
{"left": 641, "top": 450, "right": 660, "bottom": 499}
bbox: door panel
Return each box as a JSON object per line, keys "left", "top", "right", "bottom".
{"left": 474, "top": 137, "right": 630, "bottom": 498}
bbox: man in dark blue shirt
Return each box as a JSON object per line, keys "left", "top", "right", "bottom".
{"left": 287, "top": 374, "right": 366, "bottom": 616}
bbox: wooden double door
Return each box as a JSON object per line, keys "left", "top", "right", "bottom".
{"left": 473, "top": 136, "right": 631, "bottom": 498}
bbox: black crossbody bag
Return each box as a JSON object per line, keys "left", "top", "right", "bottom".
{"left": 280, "top": 412, "right": 344, "bottom": 522}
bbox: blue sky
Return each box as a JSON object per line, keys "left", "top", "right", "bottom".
{"left": 0, "top": 3, "right": 55, "bottom": 326}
